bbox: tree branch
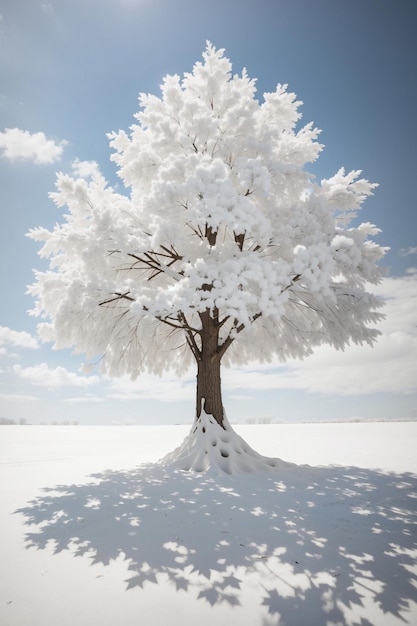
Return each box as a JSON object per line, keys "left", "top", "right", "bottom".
{"left": 205, "top": 224, "right": 217, "bottom": 246}
{"left": 216, "top": 274, "right": 302, "bottom": 358}
{"left": 217, "top": 312, "right": 262, "bottom": 359}
{"left": 99, "top": 291, "right": 135, "bottom": 306}
{"left": 178, "top": 311, "right": 201, "bottom": 360}
{"left": 234, "top": 231, "right": 245, "bottom": 251}
{"left": 125, "top": 248, "right": 184, "bottom": 282}
{"left": 155, "top": 316, "right": 183, "bottom": 331}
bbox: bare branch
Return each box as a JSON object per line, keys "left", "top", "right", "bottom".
{"left": 99, "top": 291, "right": 135, "bottom": 306}
{"left": 155, "top": 316, "right": 183, "bottom": 331}
{"left": 217, "top": 315, "right": 230, "bottom": 329}
{"left": 186, "top": 222, "right": 204, "bottom": 239}
{"left": 217, "top": 311, "right": 262, "bottom": 359}
{"left": 178, "top": 311, "right": 201, "bottom": 360}
{"left": 125, "top": 248, "right": 184, "bottom": 282}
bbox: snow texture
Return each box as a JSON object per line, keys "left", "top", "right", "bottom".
{"left": 28, "top": 43, "right": 387, "bottom": 381}
{"left": 2, "top": 423, "right": 417, "bottom": 626}
{"left": 161, "top": 410, "right": 291, "bottom": 473}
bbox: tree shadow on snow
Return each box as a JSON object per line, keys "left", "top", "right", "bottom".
{"left": 15, "top": 462, "right": 417, "bottom": 625}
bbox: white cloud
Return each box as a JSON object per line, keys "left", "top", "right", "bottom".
{"left": 41, "top": 3, "right": 54, "bottom": 15}
{"left": 13, "top": 363, "right": 99, "bottom": 388}
{"left": 373, "top": 274, "right": 417, "bottom": 336}
{"left": 229, "top": 394, "right": 253, "bottom": 401}
{"left": 399, "top": 246, "right": 417, "bottom": 257}
{"left": 0, "top": 128, "right": 67, "bottom": 164}
{"left": 223, "top": 274, "right": 417, "bottom": 397}
{"left": 106, "top": 372, "right": 194, "bottom": 402}
{"left": 0, "top": 326, "right": 38, "bottom": 349}
{"left": 65, "top": 395, "right": 105, "bottom": 404}
{"left": 71, "top": 158, "right": 101, "bottom": 179}
{"left": 0, "top": 393, "right": 39, "bottom": 402}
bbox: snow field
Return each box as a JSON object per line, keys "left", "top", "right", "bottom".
{"left": 1, "top": 422, "right": 417, "bottom": 626}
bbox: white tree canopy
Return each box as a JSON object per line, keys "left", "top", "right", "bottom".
{"left": 28, "top": 43, "right": 386, "bottom": 383}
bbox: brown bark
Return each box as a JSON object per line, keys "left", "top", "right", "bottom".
{"left": 196, "top": 310, "right": 225, "bottom": 428}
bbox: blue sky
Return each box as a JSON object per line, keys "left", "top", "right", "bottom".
{"left": 0, "top": 0, "right": 416, "bottom": 425}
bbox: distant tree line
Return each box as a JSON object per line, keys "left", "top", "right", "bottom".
{"left": 0, "top": 418, "right": 80, "bottom": 426}
{"left": 246, "top": 417, "right": 273, "bottom": 424}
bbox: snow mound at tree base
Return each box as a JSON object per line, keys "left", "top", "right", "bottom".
{"left": 159, "top": 410, "right": 291, "bottom": 474}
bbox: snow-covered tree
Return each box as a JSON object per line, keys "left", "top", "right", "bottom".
{"left": 28, "top": 43, "right": 386, "bottom": 473}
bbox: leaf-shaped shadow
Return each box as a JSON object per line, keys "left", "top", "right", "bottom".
{"left": 15, "top": 462, "right": 417, "bottom": 624}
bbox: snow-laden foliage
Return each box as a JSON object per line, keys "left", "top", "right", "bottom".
{"left": 28, "top": 43, "right": 386, "bottom": 385}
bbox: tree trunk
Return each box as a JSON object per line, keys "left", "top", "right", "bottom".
{"left": 161, "top": 308, "right": 289, "bottom": 473}
{"left": 161, "top": 310, "right": 289, "bottom": 473}
{"left": 196, "top": 310, "right": 225, "bottom": 428}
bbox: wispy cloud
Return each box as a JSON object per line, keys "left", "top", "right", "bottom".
{"left": 399, "top": 246, "right": 417, "bottom": 257}
{"left": 0, "top": 128, "right": 67, "bottom": 164}
{"left": 41, "top": 3, "right": 54, "bottom": 16}
{"left": 13, "top": 363, "right": 99, "bottom": 388}
{"left": 106, "top": 373, "right": 194, "bottom": 402}
{"left": 71, "top": 158, "right": 101, "bottom": 179}
{"left": 229, "top": 394, "right": 253, "bottom": 401}
{"left": 224, "top": 335, "right": 416, "bottom": 396}
{"left": 65, "top": 395, "right": 105, "bottom": 404}
{"left": 0, "top": 393, "right": 39, "bottom": 402}
{"left": 224, "top": 273, "right": 417, "bottom": 397}
{"left": 0, "top": 326, "right": 38, "bottom": 350}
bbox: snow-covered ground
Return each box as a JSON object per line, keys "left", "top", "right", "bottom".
{"left": 1, "top": 422, "right": 417, "bottom": 626}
